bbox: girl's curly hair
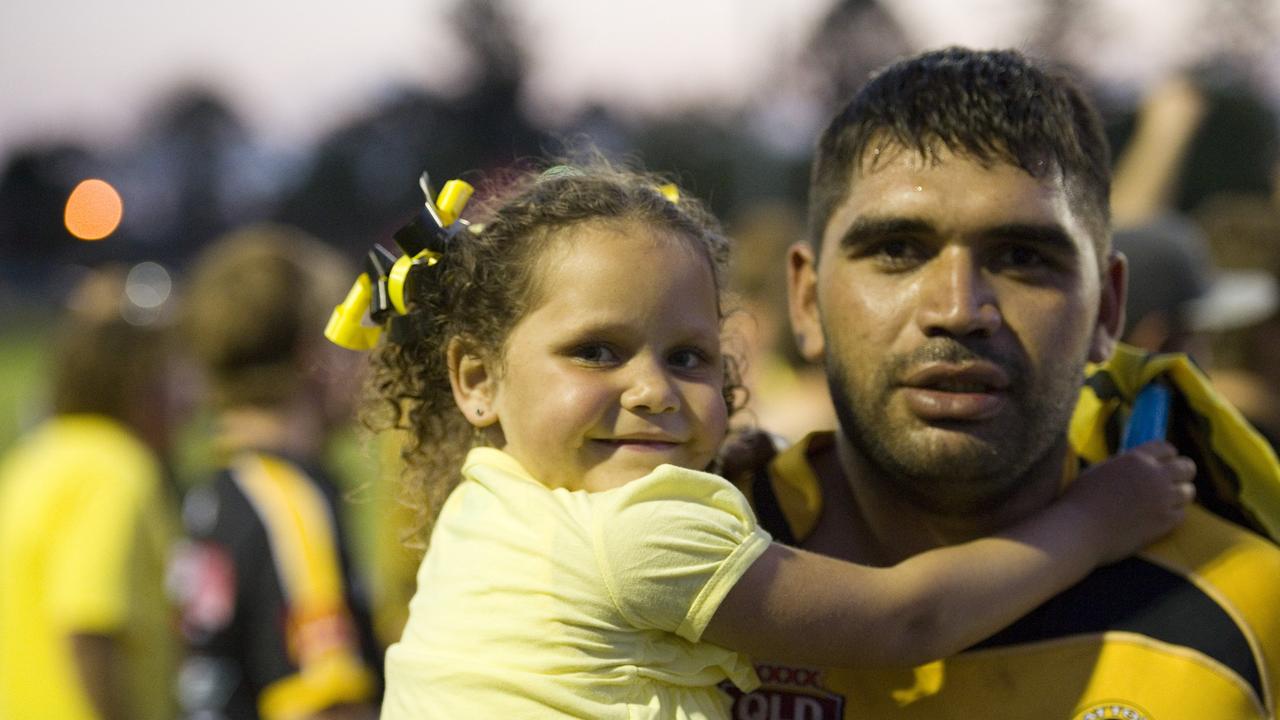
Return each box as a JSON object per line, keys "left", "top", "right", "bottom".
{"left": 363, "top": 160, "right": 744, "bottom": 546}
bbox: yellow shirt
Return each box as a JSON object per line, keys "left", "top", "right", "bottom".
{"left": 382, "top": 447, "right": 772, "bottom": 719}
{"left": 0, "top": 415, "right": 177, "bottom": 720}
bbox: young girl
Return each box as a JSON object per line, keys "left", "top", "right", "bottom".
{"left": 353, "top": 163, "right": 1195, "bottom": 718}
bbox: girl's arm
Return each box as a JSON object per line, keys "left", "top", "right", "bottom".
{"left": 702, "top": 441, "right": 1195, "bottom": 668}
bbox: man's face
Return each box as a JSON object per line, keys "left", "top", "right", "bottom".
{"left": 789, "top": 145, "right": 1124, "bottom": 514}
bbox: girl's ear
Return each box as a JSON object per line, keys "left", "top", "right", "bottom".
{"left": 447, "top": 337, "right": 499, "bottom": 428}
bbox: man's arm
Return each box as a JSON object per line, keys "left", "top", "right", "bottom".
{"left": 1110, "top": 76, "right": 1206, "bottom": 227}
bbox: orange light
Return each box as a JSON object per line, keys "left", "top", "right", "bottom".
{"left": 65, "top": 178, "right": 124, "bottom": 241}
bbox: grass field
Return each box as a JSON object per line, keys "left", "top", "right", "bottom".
{"left": 0, "top": 317, "right": 50, "bottom": 455}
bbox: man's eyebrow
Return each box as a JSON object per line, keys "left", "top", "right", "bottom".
{"left": 984, "top": 223, "right": 1078, "bottom": 254}
{"left": 837, "top": 217, "right": 935, "bottom": 250}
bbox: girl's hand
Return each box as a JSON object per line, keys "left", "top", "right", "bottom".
{"left": 1066, "top": 441, "right": 1196, "bottom": 564}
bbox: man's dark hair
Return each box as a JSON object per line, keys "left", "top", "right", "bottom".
{"left": 808, "top": 46, "right": 1112, "bottom": 254}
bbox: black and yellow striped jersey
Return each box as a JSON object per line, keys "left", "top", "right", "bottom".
{"left": 174, "top": 451, "right": 381, "bottom": 720}
{"left": 731, "top": 346, "right": 1280, "bottom": 719}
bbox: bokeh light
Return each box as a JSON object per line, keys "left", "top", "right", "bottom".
{"left": 120, "top": 261, "right": 174, "bottom": 326}
{"left": 125, "top": 261, "right": 172, "bottom": 309}
{"left": 64, "top": 178, "right": 124, "bottom": 241}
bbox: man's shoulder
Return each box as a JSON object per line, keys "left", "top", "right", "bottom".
{"left": 4, "top": 415, "right": 159, "bottom": 483}
{"left": 1151, "top": 503, "right": 1280, "bottom": 567}
{"left": 1146, "top": 505, "right": 1280, "bottom": 646}
{"left": 733, "top": 431, "right": 834, "bottom": 543}
{"left": 1145, "top": 504, "right": 1280, "bottom": 629}
{"left": 733, "top": 510, "right": 1280, "bottom": 718}
{"left": 958, "top": 506, "right": 1280, "bottom": 717}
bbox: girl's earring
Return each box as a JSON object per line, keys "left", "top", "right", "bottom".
{"left": 476, "top": 408, "right": 485, "bottom": 418}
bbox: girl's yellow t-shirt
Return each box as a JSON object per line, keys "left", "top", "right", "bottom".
{"left": 382, "top": 446, "right": 772, "bottom": 719}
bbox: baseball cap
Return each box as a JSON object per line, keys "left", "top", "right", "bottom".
{"left": 1115, "top": 214, "right": 1278, "bottom": 334}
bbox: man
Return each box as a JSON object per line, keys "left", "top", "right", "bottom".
{"left": 729, "top": 47, "right": 1280, "bottom": 718}
{"left": 173, "top": 225, "right": 381, "bottom": 720}
{"left": 0, "top": 267, "right": 182, "bottom": 720}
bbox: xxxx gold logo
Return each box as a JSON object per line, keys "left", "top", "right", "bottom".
{"left": 1073, "top": 702, "right": 1151, "bottom": 720}
{"left": 722, "top": 664, "right": 845, "bottom": 719}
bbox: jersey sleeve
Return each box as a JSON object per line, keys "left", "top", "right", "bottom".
{"left": 48, "top": 449, "right": 152, "bottom": 632}
{"left": 591, "top": 466, "right": 772, "bottom": 643}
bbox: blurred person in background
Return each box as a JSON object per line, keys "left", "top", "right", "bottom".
{"left": 1111, "top": 63, "right": 1278, "bottom": 228}
{"left": 724, "top": 200, "right": 837, "bottom": 443}
{"left": 1195, "top": 195, "right": 1280, "bottom": 446}
{"left": 1109, "top": 64, "right": 1280, "bottom": 447}
{"left": 173, "top": 225, "right": 380, "bottom": 720}
{"left": 1110, "top": 74, "right": 1210, "bottom": 229}
{"left": 0, "top": 266, "right": 184, "bottom": 720}
{"left": 366, "top": 428, "right": 421, "bottom": 652}
{"left": 1114, "top": 212, "right": 1280, "bottom": 448}
{"left": 1113, "top": 213, "right": 1277, "bottom": 365}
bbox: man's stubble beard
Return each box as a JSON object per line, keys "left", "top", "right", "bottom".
{"left": 825, "top": 338, "right": 1086, "bottom": 517}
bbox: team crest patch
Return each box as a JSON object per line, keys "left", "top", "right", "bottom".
{"left": 1073, "top": 701, "right": 1152, "bottom": 720}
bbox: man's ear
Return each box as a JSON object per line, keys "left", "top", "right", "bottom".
{"left": 447, "top": 337, "right": 499, "bottom": 428}
{"left": 1089, "top": 249, "right": 1127, "bottom": 363}
{"left": 787, "top": 242, "right": 826, "bottom": 363}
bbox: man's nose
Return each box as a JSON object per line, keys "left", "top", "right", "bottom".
{"left": 914, "top": 247, "right": 1002, "bottom": 338}
{"left": 620, "top": 356, "right": 680, "bottom": 414}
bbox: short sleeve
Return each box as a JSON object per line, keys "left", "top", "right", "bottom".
{"left": 48, "top": 454, "right": 151, "bottom": 631}
{"left": 591, "top": 465, "right": 772, "bottom": 643}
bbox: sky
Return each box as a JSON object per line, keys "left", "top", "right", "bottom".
{"left": 1, "top": 0, "right": 1277, "bottom": 164}
{"left": 0, "top": 0, "right": 829, "bottom": 160}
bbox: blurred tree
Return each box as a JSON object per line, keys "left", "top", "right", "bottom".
{"left": 0, "top": 144, "right": 123, "bottom": 278}
{"left": 1201, "top": 0, "right": 1276, "bottom": 67}
{"left": 432, "top": 0, "right": 550, "bottom": 180}
{"left": 804, "top": 0, "right": 911, "bottom": 109}
{"left": 0, "top": 145, "right": 91, "bottom": 267}
{"left": 630, "top": 112, "right": 805, "bottom": 221}
{"left": 1033, "top": 0, "right": 1096, "bottom": 64}
{"left": 136, "top": 87, "right": 262, "bottom": 261}
{"left": 277, "top": 90, "right": 459, "bottom": 254}
{"left": 278, "top": 0, "right": 550, "bottom": 253}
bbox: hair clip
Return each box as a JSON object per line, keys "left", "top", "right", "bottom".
{"left": 325, "top": 172, "right": 474, "bottom": 350}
